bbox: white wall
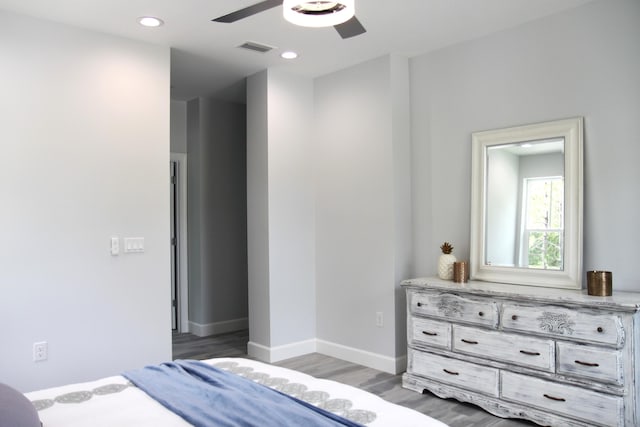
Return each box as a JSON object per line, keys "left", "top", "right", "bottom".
{"left": 246, "top": 69, "right": 316, "bottom": 360}
{"left": 314, "top": 55, "right": 411, "bottom": 371}
{"left": 410, "top": 0, "right": 640, "bottom": 290}
{"left": 0, "top": 11, "right": 171, "bottom": 391}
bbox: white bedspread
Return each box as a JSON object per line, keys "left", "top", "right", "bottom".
{"left": 26, "top": 357, "right": 447, "bottom": 427}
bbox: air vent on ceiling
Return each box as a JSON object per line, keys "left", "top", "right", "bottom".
{"left": 238, "top": 41, "right": 275, "bottom": 53}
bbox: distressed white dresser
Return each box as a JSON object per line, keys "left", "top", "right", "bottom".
{"left": 401, "top": 277, "right": 640, "bottom": 427}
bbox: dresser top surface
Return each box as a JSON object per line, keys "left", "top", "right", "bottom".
{"left": 402, "top": 277, "right": 640, "bottom": 311}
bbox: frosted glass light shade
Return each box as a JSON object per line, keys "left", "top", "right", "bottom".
{"left": 283, "top": 0, "right": 355, "bottom": 28}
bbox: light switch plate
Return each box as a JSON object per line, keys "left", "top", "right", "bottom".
{"left": 124, "top": 237, "right": 145, "bottom": 253}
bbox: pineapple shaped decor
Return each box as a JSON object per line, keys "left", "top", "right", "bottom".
{"left": 438, "top": 242, "right": 457, "bottom": 280}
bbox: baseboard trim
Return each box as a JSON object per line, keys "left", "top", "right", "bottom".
{"left": 247, "top": 337, "right": 405, "bottom": 374}
{"left": 316, "top": 339, "right": 404, "bottom": 374}
{"left": 189, "top": 317, "right": 248, "bottom": 337}
{"left": 247, "top": 339, "right": 317, "bottom": 363}
{"left": 247, "top": 341, "right": 271, "bottom": 362}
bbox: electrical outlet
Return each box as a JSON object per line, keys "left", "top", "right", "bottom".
{"left": 376, "top": 312, "right": 383, "bottom": 328}
{"left": 33, "top": 341, "right": 48, "bottom": 362}
{"left": 110, "top": 236, "right": 119, "bottom": 256}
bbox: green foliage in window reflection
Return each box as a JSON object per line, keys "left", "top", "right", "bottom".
{"left": 528, "top": 231, "right": 562, "bottom": 269}
{"left": 525, "top": 177, "right": 564, "bottom": 270}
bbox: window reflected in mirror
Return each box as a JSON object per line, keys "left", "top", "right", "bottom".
{"left": 523, "top": 176, "right": 563, "bottom": 269}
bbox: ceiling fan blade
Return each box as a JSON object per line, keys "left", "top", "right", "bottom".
{"left": 212, "top": 0, "right": 282, "bottom": 23}
{"left": 334, "top": 16, "right": 366, "bottom": 39}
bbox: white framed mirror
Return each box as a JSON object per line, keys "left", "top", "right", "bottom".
{"left": 470, "top": 117, "right": 583, "bottom": 289}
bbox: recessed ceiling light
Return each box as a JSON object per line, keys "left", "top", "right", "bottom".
{"left": 138, "top": 16, "right": 164, "bottom": 27}
{"left": 281, "top": 51, "right": 299, "bottom": 60}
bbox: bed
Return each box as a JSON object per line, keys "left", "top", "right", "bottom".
{"left": 14, "top": 357, "right": 447, "bottom": 427}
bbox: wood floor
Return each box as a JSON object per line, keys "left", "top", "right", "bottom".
{"left": 172, "top": 330, "right": 535, "bottom": 427}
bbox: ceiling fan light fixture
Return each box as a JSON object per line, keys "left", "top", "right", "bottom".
{"left": 283, "top": 0, "right": 355, "bottom": 28}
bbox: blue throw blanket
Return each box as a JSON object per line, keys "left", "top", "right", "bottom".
{"left": 123, "top": 360, "right": 365, "bottom": 427}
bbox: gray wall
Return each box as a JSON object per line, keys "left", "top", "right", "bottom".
{"left": 0, "top": 10, "right": 171, "bottom": 392}
{"left": 266, "top": 70, "right": 316, "bottom": 348}
{"left": 187, "top": 97, "right": 248, "bottom": 331}
{"left": 314, "top": 54, "right": 411, "bottom": 369}
{"left": 246, "top": 57, "right": 411, "bottom": 371}
{"left": 246, "top": 69, "right": 316, "bottom": 359}
{"left": 410, "top": 0, "right": 640, "bottom": 290}
{"left": 246, "top": 60, "right": 410, "bottom": 370}
{"left": 246, "top": 70, "right": 272, "bottom": 348}
{"left": 170, "top": 100, "right": 187, "bottom": 154}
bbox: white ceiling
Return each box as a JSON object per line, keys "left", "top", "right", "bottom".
{"left": 0, "top": 0, "right": 595, "bottom": 102}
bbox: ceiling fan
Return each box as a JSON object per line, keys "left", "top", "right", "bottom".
{"left": 212, "top": 0, "right": 367, "bottom": 39}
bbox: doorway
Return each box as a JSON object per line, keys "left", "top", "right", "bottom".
{"left": 170, "top": 153, "right": 189, "bottom": 332}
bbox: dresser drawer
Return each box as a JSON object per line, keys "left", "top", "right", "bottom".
{"left": 501, "top": 371, "right": 623, "bottom": 426}
{"left": 557, "top": 342, "right": 623, "bottom": 385}
{"left": 410, "top": 291, "right": 499, "bottom": 328}
{"left": 409, "top": 349, "right": 499, "bottom": 397}
{"left": 452, "top": 325, "right": 554, "bottom": 371}
{"left": 410, "top": 317, "right": 451, "bottom": 349}
{"left": 502, "top": 303, "right": 624, "bottom": 347}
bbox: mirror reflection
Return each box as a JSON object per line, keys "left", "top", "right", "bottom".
{"left": 485, "top": 139, "right": 565, "bottom": 270}
{"left": 470, "top": 117, "right": 583, "bottom": 289}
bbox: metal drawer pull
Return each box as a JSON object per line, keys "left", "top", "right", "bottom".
{"left": 575, "top": 360, "right": 600, "bottom": 367}
{"left": 597, "top": 327, "right": 604, "bottom": 333}
{"left": 511, "top": 315, "right": 518, "bottom": 320}
{"left": 443, "top": 369, "right": 459, "bottom": 376}
{"left": 422, "top": 331, "right": 438, "bottom": 336}
{"left": 543, "top": 394, "right": 566, "bottom": 402}
{"left": 519, "top": 350, "right": 541, "bottom": 356}
{"left": 417, "top": 302, "right": 422, "bottom": 307}
{"left": 478, "top": 311, "right": 484, "bottom": 317}
{"left": 461, "top": 339, "right": 478, "bottom": 345}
